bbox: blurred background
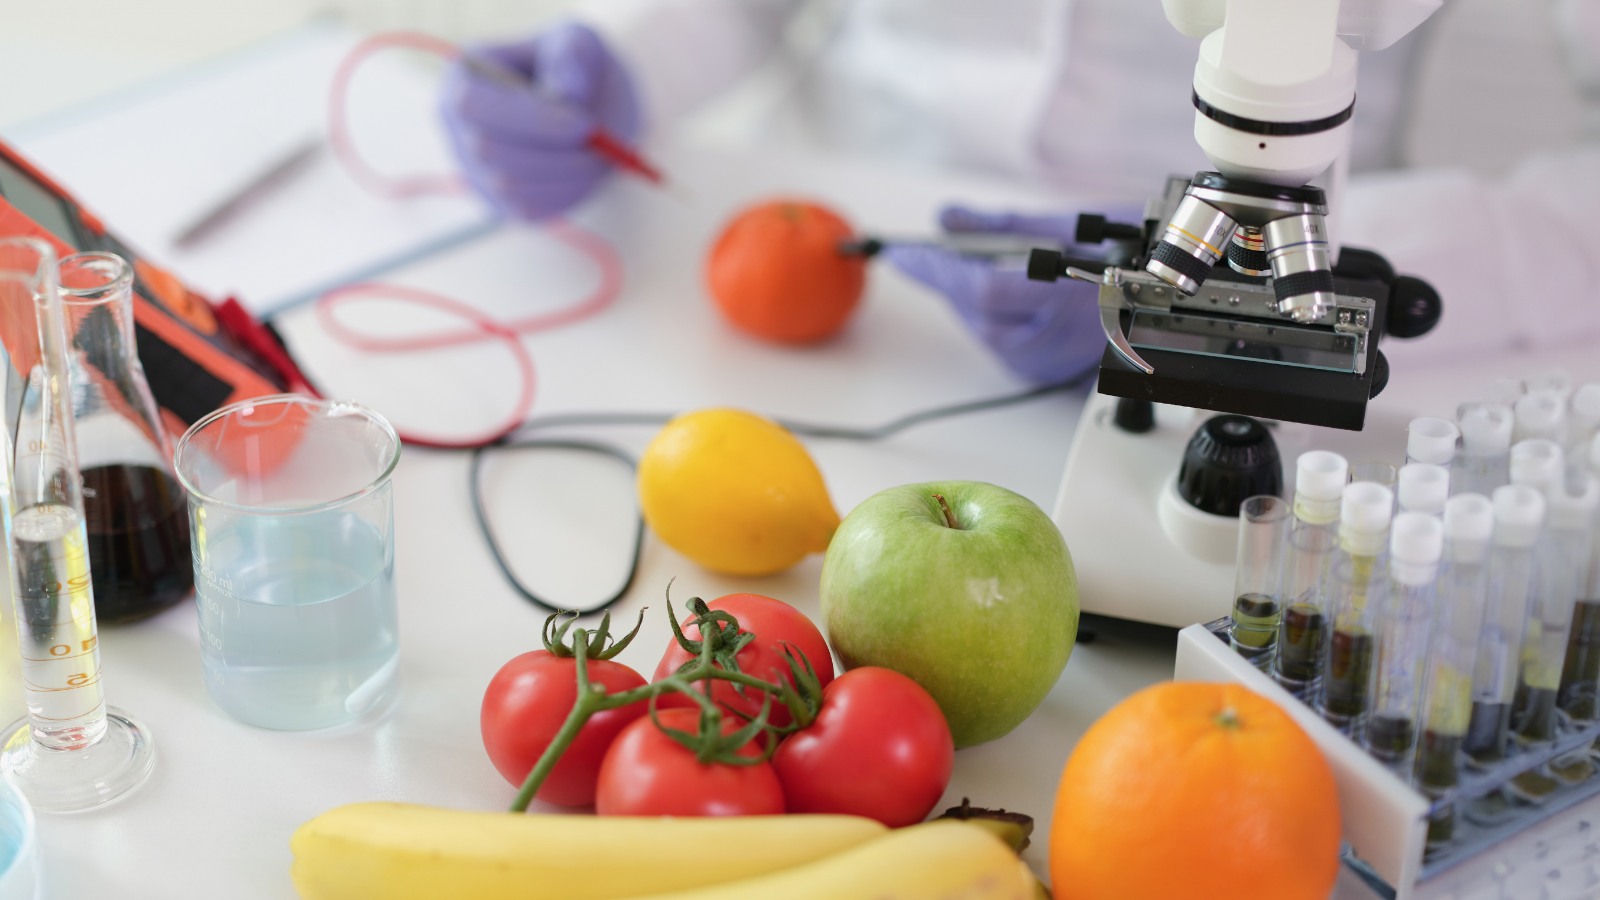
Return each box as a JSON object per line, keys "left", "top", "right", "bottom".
{"left": 2, "top": 0, "right": 1594, "bottom": 176}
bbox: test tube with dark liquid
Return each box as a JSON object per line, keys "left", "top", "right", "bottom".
{"left": 1231, "top": 495, "right": 1290, "bottom": 670}
{"left": 1318, "top": 481, "right": 1394, "bottom": 733}
{"left": 1414, "top": 494, "right": 1495, "bottom": 854}
{"left": 1272, "top": 452, "right": 1348, "bottom": 695}
{"left": 1464, "top": 485, "right": 1545, "bottom": 768}
{"left": 1364, "top": 513, "right": 1444, "bottom": 768}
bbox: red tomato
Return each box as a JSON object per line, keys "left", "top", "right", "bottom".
{"left": 594, "top": 708, "right": 786, "bottom": 816}
{"left": 771, "top": 667, "right": 955, "bottom": 827}
{"left": 481, "top": 650, "right": 648, "bottom": 807}
{"left": 653, "top": 593, "right": 835, "bottom": 727}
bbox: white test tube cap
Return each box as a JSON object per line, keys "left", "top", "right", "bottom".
{"left": 1509, "top": 439, "right": 1564, "bottom": 491}
{"left": 1514, "top": 392, "right": 1566, "bottom": 443}
{"left": 1390, "top": 512, "right": 1445, "bottom": 585}
{"left": 1458, "top": 403, "right": 1513, "bottom": 455}
{"left": 1444, "top": 492, "right": 1494, "bottom": 544}
{"left": 1492, "top": 484, "right": 1546, "bottom": 547}
{"left": 1295, "top": 451, "right": 1348, "bottom": 502}
{"left": 1526, "top": 370, "right": 1574, "bottom": 399}
{"left": 1340, "top": 480, "right": 1395, "bottom": 554}
{"left": 1407, "top": 417, "right": 1459, "bottom": 465}
{"left": 1398, "top": 463, "right": 1450, "bottom": 515}
{"left": 1547, "top": 470, "right": 1600, "bottom": 530}
{"left": 1572, "top": 384, "right": 1600, "bottom": 430}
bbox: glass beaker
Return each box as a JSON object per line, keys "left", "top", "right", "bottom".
{"left": 57, "top": 252, "right": 193, "bottom": 624}
{"left": 0, "top": 237, "right": 155, "bottom": 811}
{"left": 173, "top": 395, "right": 401, "bottom": 730}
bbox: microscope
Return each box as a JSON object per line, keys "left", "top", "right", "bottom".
{"left": 1045, "top": 0, "right": 1450, "bottom": 628}
{"left": 1031, "top": 0, "right": 1444, "bottom": 432}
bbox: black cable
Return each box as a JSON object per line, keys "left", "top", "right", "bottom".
{"left": 475, "top": 371, "right": 1095, "bottom": 616}
{"left": 470, "top": 438, "right": 647, "bottom": 616}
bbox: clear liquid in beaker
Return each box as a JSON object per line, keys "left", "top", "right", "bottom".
{"left": 195, "top": 513, "right": 397, "bottom": 731}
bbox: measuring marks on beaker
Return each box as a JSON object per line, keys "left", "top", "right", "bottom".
{"left": 10, "top": 503, "right": 105, "bottom": 729}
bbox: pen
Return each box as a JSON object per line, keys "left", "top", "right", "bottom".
{"left": 463, "top": 54, "right": 665, "bottom": 186}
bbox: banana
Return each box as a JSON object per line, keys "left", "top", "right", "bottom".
{"left": 615, "top": 821, "right": 1038, "bottom": 900}
{"left": 290, "top": 802, "right": 887, "bottom": 900}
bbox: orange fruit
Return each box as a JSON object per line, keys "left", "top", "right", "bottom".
{"left": 1050, "top": 681, "right": 1340, "bottom": 900}
{"left": 705, "top": 199, "right": 866, "bottom": 344}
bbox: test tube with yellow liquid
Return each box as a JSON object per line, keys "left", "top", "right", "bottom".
{"left": 1413, "top": 493, "right": 1495, "bottom": 855}
{"left": 0, "top": 238, "right": 154, "bottom": 811}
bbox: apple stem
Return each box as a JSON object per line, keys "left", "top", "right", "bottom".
{"left": 932, "top": 493, "right": 960, "bottom": 529}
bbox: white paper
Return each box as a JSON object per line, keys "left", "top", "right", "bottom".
{"left": 8, "top": 21, "right": 495, "bottom": 316}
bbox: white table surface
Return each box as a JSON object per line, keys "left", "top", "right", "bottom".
{"left": 8, "top": 32, "right": 1598, "bottom": 900}
{"left": 6, "top": 131, "right": 1191, "bottom": 898}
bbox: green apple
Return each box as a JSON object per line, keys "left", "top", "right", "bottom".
{"left": 819, "top": 480, "right": 1079, "bottom": 748}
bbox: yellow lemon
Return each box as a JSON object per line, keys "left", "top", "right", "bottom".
{"left": 638, "top": 408, "right": 840, "bottom": 576}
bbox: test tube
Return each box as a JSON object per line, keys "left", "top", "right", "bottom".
{"left": 1513, "top": 392, "right": 1567, "bottom": 446}
{"left": 1397, "top": 463, "right": 1450, "bottom": 517}
{"left": 1407, "top": 417, "right": 1460, "bottom": 468}
{"left": 1414, "top": 493, "right": 1495, "bottom": 853}
{"left": 1559, "top": 469, "right": 1600, "bottom": 724}
{"left": 1509, "top": 438, "right": 1564, "bottom": 495}
{"left": 1569, "top": 383, "right": 1600, "bottom": 457}
{"left": 1525, "top": 370, "right": 1574, "bottom": 401}
{"left": 1454, "top": 403, "right": 1513, "bottom": 496}
{"left": 1318, "top": 480, "right": 1395, "bottom": 732}
{"left": 1272, "top": 451, "right": 1349, "bottom": 695}
{"left": 1509, "top": 471, "right": 1600, "bottom": 799}
{"left": 1231, "top": 495, "right": 1291, "bottom": 670}
{"left": 1349, "top": 460, "right": 1399, "bottom": 492}
{"left": 1365, "top": 512, "right": 1445, "bottom": 768}
{"left": 1464, "top": 484, "right": 1545, "bottom": 768}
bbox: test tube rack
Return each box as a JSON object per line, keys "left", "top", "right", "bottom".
{"left": 1176, "top": 619, "right": 1600, "bottom": 900}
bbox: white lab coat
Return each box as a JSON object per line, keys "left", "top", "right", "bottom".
{"left": 579, "top": 0, "right": 1600, "bottom": 369}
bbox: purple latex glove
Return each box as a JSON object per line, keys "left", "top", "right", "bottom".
{"left": 882, "top": 204, "right": 1133, "bottom": 384}
{"left": 440, "top": 22, "right": 642, "bottom": 221}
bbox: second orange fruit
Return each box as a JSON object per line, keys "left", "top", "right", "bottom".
{"left": 705, "top": 199, "right": 866, "bottom": 344}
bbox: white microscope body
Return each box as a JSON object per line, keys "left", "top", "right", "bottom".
{"left": 1054, "top": 0, "right": 1449, "bottom": 628}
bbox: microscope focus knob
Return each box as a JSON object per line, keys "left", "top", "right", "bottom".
{"left": 1387, "top": 276, "right": 1443, "bottom": 339}
{"left": 1177, "top": 415, "right": 1283, "bottom": 517}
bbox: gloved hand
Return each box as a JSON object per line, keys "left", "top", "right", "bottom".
{"left": 440, "top": 22, "right": 642, "bottom": 221}
{"left": 882, "top": 205, "right": 1133, "bottom": 384}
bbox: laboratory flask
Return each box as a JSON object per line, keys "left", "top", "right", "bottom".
{"left": 174, "top": 395, "right": 401, "bottom": 730}
{"left": 56, "top": 252, "right": 193, "bottom": 624}
{"left": 0, "top": 237, "right": 155, "bottom": 811}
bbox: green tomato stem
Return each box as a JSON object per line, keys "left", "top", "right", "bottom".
{"left": 505, "top": 623, "right": 809, "bottom": 812}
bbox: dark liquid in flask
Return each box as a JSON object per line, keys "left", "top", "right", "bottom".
{"left": 82, "top": 464, "right": 193, "bottom": 624}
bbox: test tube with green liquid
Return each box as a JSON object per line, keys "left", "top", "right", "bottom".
{"left": 1231, "top": 495, "right": 1290, "bottom": 670}
{"left": 1414, "top": 494, "right": 1495, "bottom": 855}
{"left": 1272, "top": 452, "right": 1348, "bottom": 696}
{"left": 1317, "top": 480, "right": 1395, "bottom": 732}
